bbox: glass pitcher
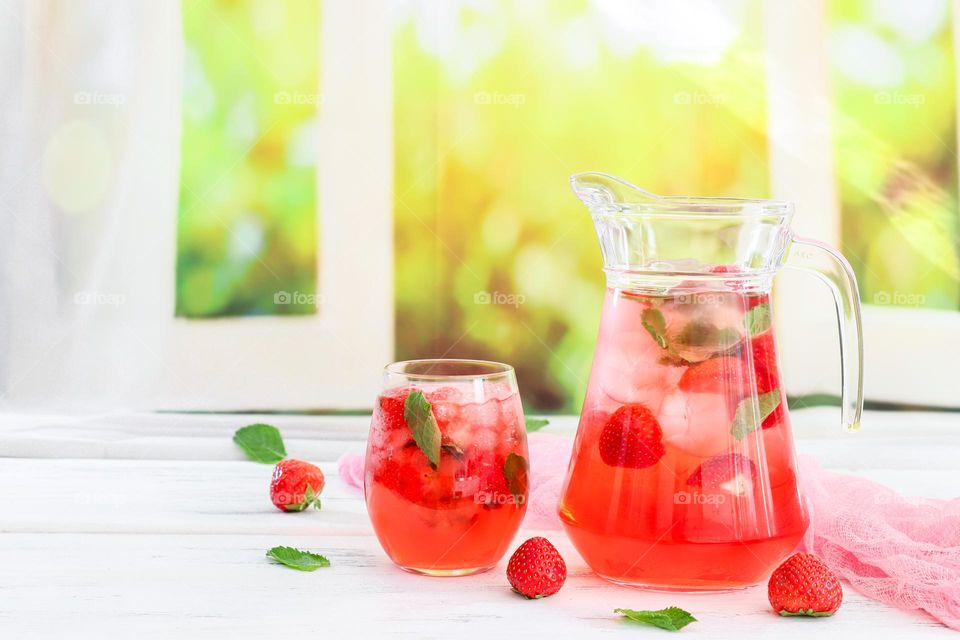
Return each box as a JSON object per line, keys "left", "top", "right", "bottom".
{"left": 559, "top": 173, "right": 864, "bottom": 590}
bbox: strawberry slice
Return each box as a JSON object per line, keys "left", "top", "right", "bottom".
{"left": 745, "top": 291, "right": 770, "bottom": 310}
{"left": 678, "top": 356, "right": 750, "bottom": 395}
{"left": 374, "top": 442, "right": 461, "bottom": 508}
{"left": 373, "top": 456, "right": 424, "bottom": 504}
{"left": 471, "top": 454, "right": 510, "bottom": 508}
{"left": 678, "top": 332, "right": 786, "bottom": 429}
{"left": 598, "top": 404, "right": 665, "bottom": 469}
{"left": 687, "top": 453, "right": 757, "bottom": 495}
{"left": 748, "top": 332, "right": 780, "bottom": 395}
{"left": 377, "top": 386, "right": 415, "bottom": 430}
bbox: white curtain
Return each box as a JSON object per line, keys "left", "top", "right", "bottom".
{"left": 0, "top": 0, "right": 180, "bottom": 411}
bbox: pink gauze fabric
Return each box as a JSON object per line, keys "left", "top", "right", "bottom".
{"left": 337, "top": 432, "right": 960, "bottom": 630}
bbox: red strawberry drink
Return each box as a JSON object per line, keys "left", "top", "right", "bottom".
{"left": 559, "top": 282, "right": 808, "bottom": 589}
{"left": 365, "top": 360, "right": 528, "bottom": 576}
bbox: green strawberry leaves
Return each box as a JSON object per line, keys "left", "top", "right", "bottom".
{"left": 266, "top": 546, "right": 330, "bottom": 571}
{"left": 615, "top": 607, "right": 697, "bottom": 631}
{"left": 404, "top": 391, "right": 442, "bottom": 469}
{"left": 731, "top": 389, "right": 782, "bottom": 440}
{"left": 284, "top": 484, "right": 322, "bottom": 512}
{"left": 525, "top": 417, "right": 549, "bottom": 432}
{"left": 233, "top": 423, "right": 286, "bottom": 463}
{"left": 503, "top": 452, "right": 529, "bottom": 500}
{"left": 744, "top": 302, "right": 772, "bottom": 336}
{"left": 779, "top": 609, "right": 836, "bottom": 617}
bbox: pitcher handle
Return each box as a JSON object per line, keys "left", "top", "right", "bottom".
{"left": 783, "top": 236, "right": 864, "bottom": 431}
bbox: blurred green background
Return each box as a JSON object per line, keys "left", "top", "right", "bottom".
{"left": 828, "top": 0, "right": 959, "bottom": 310}
{"left": 177, "top": 0, "right": 960, "bottom": 411}
{"left": 178, "top": 0, "right": 319, "bottom": 317}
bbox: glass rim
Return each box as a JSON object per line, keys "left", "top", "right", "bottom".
{"left": 571, "top": 172, "right": 795, "bottom": 219}
{"left": 384, "top": 359, "right": 515, "bottom": 381}
{"left": 591, "top": 198, "right": 794, "bottom": 220}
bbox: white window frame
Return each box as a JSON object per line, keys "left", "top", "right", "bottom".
{"left": 764, "top": 0, "right": 959, "bottom": 409}
{"left": 156, "top": 0, "right": 394, "bottom": 411}
{"left": 10, "top": 0, "right": 954, "bottom": 413}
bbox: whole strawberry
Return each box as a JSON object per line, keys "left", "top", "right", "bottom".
{"left": 507, "top": 537, "right": 566, "bottom": 599}
{"left": 270, "top": 459, "right": 325, "bottom": 512}
{"left": 768, "top": 552, "right": 842, "bottom": 616}
{"left": 598, "top": 404, "right": 665, "bottom": 469}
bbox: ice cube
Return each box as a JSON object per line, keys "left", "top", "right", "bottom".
{"left": 658, "top": 292, "right": 747, "bottom": 363}
{"left": 596, "top": 330, "right": 682, "bottom": 407}
{"left": 471, "top": 427, "right": 498, "bottom": 453}
{"left": 657, "top": 390, "right": 733, "bottom": 458}
{"left": 425, "top": 385, "right": 463, "bottom": 403}
{"left": 461, "top": 399, "right": 501, "bottom": 430}
{"left": 431, "top": 401, "right": 461, "bottom": 431}
{"left": 482, "top": 379, "right": 514, "bottom": 401}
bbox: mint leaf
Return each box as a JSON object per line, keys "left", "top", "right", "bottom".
{"left": 641, "top": 308, "right": 668, "bottom": 349}
{"left": 674, "top": 321, "right": 740, "bottom": 351}
{"left": 404, "top": 391, "right": 441, "bottom": 468}
{"left": 730, "top": 389, "right": 781, "bottom": 440}
{"left": 266, "top": 546, "right": 330, "bottom": 571}
{"left": 503, "top": 452, "right": 528, "bottom": 500}
{"left": 233, "top": 423, "right": 286, "bottom": 463}
{"left": 615, "top": 607, "right": 697, "bottom": 631}
{"left": 525, "top": 417, "right": 549, "bottom": 432}
{"left": 744, "top": 302, "right": 771, "bottom": 336}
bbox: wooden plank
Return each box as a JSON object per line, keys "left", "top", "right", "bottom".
{"left": 0, "top": 532, "right": 953, "bottom": 639}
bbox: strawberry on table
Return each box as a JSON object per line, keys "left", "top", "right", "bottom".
{"left": 270, "top": 459, "right": 325, "bottom": 512}
{"left": 598, "top": 404, "right": 665, "bottom": 469}
{"left": 507, "top": 537, "right": 567, "bottom": 599}
{"left": 768, "top": 552, "right": 843, "bottom": 617}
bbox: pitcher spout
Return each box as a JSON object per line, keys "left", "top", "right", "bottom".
{"left": 570, "top": 172, "right": 660, "bottom": 209}
{"left": 569, "top": 171, "right": 795, "bottom": 278}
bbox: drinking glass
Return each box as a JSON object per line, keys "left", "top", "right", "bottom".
{"left": 365, "top": 359, "right": 529, "bottom": 576}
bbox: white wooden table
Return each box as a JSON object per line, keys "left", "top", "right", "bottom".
{"left": 1, "top": 408, "right": 957, "bottom": 638}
